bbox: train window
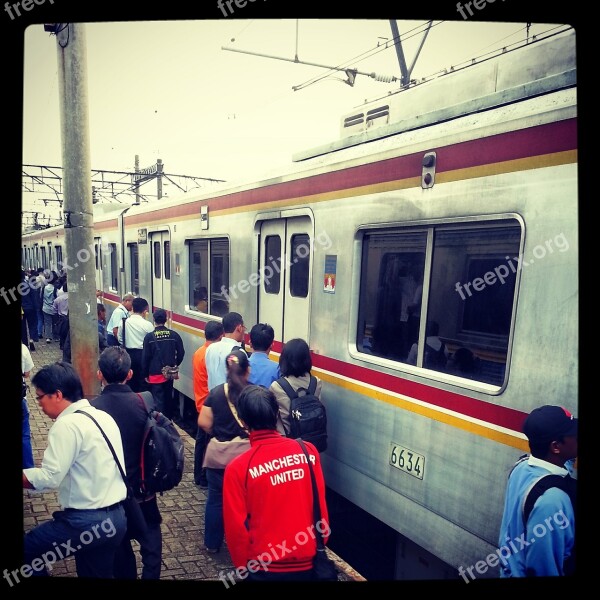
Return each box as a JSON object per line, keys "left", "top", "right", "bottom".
{"left": 426, "top": 223, "right": 520, "bottom": 385}
{"left": 290, "top": 234, "right": 310, "bottom": 298}
{"left": 356, "top": 220, "right": 521, "bottom": 387}
{"left": 188, "top": 238, "right": 230, "bottom": 317}
{"left": 153, "top": 241, "right": 162, "bottom": 279}
{"left": 55, "top": 246, "right": 63, "bottom": 272}
{"left": 264, "top": 235, "right": 281, "bottom": 294}
{"left": 109, "top": 243, "right": 118, "bottom": 290}
{"left": 164, "top": 241, "right": 171, "bottom": 280}
{"left": 128, "top": 243, "right": 139, "bottom": 295}
{"left": 95, "top": 243, "right": 99, "bottom": 271}
{"left": 357, "top": 230, "right": 427, "bottom": 362}
{"left": 40, "top": 246, "right": 47, "bottom": 269}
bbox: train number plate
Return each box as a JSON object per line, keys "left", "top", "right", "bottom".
{"left": 389, "top": 443, "right": 425, "bottom": 479}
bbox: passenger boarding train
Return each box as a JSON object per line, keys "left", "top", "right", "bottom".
{"left": 22, "top": 29, "right": 577, "bottom": 578}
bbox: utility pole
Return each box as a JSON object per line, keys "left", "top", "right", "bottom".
{"left": 53, "top": 23, "right": 100, "bottom": 396}
{"left": 157, "top": 158, "right": 163, "bottom": 199}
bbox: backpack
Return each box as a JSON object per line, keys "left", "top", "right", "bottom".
{"left": 276, "top": 375, "right": 328, "bottom": 452}
{"left": 136, "top": 394, "right": 185, "bottom": 496}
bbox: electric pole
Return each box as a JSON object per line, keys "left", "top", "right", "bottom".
{"left": 52, "top": 22, "right": 100, "bottom": 396}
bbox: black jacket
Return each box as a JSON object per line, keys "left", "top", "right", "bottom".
{"left": 141, "top": 326, "right": 185, "bottom": 379}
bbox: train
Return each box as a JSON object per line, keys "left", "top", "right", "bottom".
{"left": 21, "top": 28, "right": 577, "bottom": 580}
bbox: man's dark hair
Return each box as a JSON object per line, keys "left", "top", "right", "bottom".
{"left": 238, "top": 385, "right": 279, "bottom": 431}
{"left": 132, "top": 297, "right": 149, "bottom": 314}
{"left": 31, "top": 361, "right": 83, "bottom": 402}
{"left": 222, "top": 312, "right": 244, "bottom": 333}
{"left": 205, "top": 320, "right": 224, "bottom": 342}
{"left": 249, "top": 323, "right": 275, "bottom": 352}
{"left": 98, "top": 347, "right": 132, "bottom": 384}
{"left": 279, "top": 338, "right": 312, "bottom": 378}
{"left": 153, "top": 308, "right": 167, "bottom": 324}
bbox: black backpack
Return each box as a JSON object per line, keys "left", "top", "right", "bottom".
{"left": 136, "top": 394, "right": 185, "bottom": 496}
{"left": 276, "top": 376, "right": 328, "bottom": 452}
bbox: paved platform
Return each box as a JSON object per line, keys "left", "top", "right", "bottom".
{"left": 22, "top": 340, "right": 365, "bottom": 583}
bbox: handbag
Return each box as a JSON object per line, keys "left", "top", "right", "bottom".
{"left": 161, "top": 365, "right": 180, "bottom": 380}
{"left": 76, "top": 409, "right": 149, "bottom": 539}
{"left": 202, "top": 384, "right": 250, "bottom": 469}
{"left": 203, "top": 435, "right": 250, "bottom": 469}
{"left": 297, "top": 439, "right": 339, "bottom": 581}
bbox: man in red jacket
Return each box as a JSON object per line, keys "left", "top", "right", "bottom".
{"left": 223, "top": 384, "right": 330, "bottom": 582}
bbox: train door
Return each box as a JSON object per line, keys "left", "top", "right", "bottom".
{"left": 94, "top": 237, "right": 103, "bottom": 292}
{"left": 258, "top": 216, "right": 312, "bottom": 344}
{"left": 150, "top": 231, "right": 172, "bottom": 312}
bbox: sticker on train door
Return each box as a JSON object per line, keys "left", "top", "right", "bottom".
{"left": 324, "top": 255, "right": 337, "bottom": 293}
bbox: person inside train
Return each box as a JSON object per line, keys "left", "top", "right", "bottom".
{"left": 406, "top": 321, "right": 448, "bottom": 370}
{"left": 446, "top": 347, "right": 479, "bottom": 379}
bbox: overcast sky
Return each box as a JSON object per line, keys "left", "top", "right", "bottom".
{"left": 22, "top": 19, "right": 567, "bottom": 222}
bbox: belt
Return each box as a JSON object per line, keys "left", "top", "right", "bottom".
{"left": 65, "top": 501, "right": 123, "bottom": 512}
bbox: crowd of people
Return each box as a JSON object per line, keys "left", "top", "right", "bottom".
{"left": 21, "top": 290, "right": 577, "bottom": 581}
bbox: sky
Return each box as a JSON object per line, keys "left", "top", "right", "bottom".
{"left": 21, "top": 18, "right": 570, "bottom": 224}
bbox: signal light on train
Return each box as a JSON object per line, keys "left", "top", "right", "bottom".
{"left": 422, "top": 152, "right": 436, "bottom": 189}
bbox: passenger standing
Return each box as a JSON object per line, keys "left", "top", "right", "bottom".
{"left": 92, "top": 347, "right": 163, "bottom": 580}
{"left": 247, "top": 323, "right": 280, "bottom": 388}
{"left": 223, "top": 384, "right": 330, "bottom": 581}
{"left": 24, "top": 362, "right": 128, "bottom": 578}
{"left": 62, "top": 302, "right": 109, "bottom": 363}
{"left": 497, "top": 405, "right": 577, "bottom": 577}
{"left": 53, "top": 280, "right": 69, "bottom": 350}
{"left": 41, "top": 273, "right": 58, "bottom": 343}
{"left": 141, "top": 308, "right": 185, "bottom": 420}
{"left": 205, "top": 312, "right": 247, "bottom": 390}
{"left": 192, "top": 320, "right": 224, "bottom": 487}
{"left": 269, "top": 338, "right": 322, "bottom": 437}
{"left": 198, "top": 348, "right": 251, "bottom": 554}
{"left": 118, "top": 297, "right": 154, "bottom": 393}
{"left": 21, "top": 342, "right": 34, "bottom": 468}
{"left": 106, "top": 293, "right": 134, "bottom": 346}
{"left": 21, "top": 270, "right": 39, "bottom": 350}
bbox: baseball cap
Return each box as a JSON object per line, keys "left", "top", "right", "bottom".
{"left": 523, "top": 405, "right": 578, "bottom": 443}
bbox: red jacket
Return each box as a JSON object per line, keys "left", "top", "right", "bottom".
{"left": 223, "top": 430, "right": 330, "bottom": 573}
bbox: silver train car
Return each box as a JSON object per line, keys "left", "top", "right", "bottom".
{"left": 22, "top": 29, "right": 577, "bottom": 579}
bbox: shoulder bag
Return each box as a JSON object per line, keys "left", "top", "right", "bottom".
{"left": 76, "top": 409, "right": 149, "bottom": 539}
{"left": 297, "top": 439, "right": 339, "bottom": 581}
{"left": 202, "top": 384, "right": 250, "bottom": 469}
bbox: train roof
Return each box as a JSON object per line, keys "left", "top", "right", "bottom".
{"left": 294, "top": 28, "right": 576, "bottom": 161}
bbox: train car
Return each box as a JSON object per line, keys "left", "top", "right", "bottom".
{"left": 22, "top": 28, "right": 577, "bottom": 579}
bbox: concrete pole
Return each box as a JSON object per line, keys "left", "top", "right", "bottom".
{"left": 55, "top": 23, "right": 100, "bottom": 397}
{"left": 157, "top": 158, "right": 163, "bottom": 199}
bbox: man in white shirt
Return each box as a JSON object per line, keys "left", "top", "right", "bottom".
{"left": 23, "top": 362, "right": 128, "bottom": 579}
{"left": 117, "top": 297, "right": 154, "bottom": 392}
{"left": 205, "top": 312, "right": 247, "bottom": 390}
{"left": 107, "top": 293, "right": 134, "bottom": 346}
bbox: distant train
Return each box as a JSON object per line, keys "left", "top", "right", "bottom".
{"left": 22, "top": 29, "right": 577, "bottom": 579}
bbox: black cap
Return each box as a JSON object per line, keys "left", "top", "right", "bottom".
{"left": 523, "top": 405, "right": 578, "bottom": 443}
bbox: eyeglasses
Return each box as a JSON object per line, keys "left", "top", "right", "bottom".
{"left": 35, "top": 392, "right": 53, "bottom": 401}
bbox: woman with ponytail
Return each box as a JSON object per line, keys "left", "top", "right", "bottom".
{"left": 198, "top": 348, "right": 251, "bottom": 554}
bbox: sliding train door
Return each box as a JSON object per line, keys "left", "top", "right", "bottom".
{"left": 258, "top": 216, "right": 312, "bottom": 344}
{"left": 150, "top": 230, "right": 172, "bottom": 313}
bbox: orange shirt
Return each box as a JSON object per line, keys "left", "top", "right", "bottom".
{"left": 192, "top": 340, "right": 214, "bottom": 413}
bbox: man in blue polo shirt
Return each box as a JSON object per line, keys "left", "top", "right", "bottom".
{"left": 497, "top": 405, "right": 577, "bottom": 577}
{"left": 248, "top": 323, "right": 280, "bottom": 388}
